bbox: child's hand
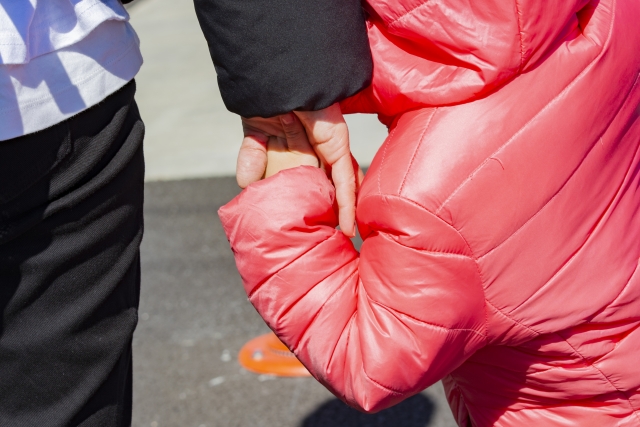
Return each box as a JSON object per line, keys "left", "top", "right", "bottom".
{"left": 264, "top": 113, "right": 319, "bottom": 178}
{"left": 294, "top": 105, "right": 363, "bottom": 237}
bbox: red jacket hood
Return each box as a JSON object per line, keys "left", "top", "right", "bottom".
{"left": 342, "top": 0, "right": 593, "bottom": 122}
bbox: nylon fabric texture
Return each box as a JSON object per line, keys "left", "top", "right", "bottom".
{"left": 193, "top": 0, "right": 372, "bottom": 117}
{"left": 219, "top": 0, "right": 640, "bottom": 425}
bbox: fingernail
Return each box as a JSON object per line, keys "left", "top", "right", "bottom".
{"left": 281, "top": 113, "right": 294, "bottom": 125}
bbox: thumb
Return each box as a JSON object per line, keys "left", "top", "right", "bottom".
{"left": 236, "top": 134, "right": 267, "bottom": 188}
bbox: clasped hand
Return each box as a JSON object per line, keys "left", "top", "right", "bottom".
{"left": 236, "top": 104, "right": 363, "bottom": 237}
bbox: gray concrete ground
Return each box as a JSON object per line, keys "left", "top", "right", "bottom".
{"left": 126, "top": 0, "right": 458, "bottom": 425}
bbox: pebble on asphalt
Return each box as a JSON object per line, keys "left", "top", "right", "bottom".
{"left": 209, "top": 376, "right": 225, "bottom": 387}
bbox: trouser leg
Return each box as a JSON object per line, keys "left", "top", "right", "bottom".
{"left": 0, "top": 80, "right": 144, "bottom": 427}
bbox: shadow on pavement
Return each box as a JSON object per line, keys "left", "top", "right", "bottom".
{"left": 300, "top": 394, "right": 434, "bottom": 427}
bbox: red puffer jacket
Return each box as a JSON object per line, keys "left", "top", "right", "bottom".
{"left": 219, "top": 0, "right": 640, "bottom": 425}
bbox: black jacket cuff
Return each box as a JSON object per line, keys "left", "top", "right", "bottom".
{"left": 194, "top": 0, "right": 373, "bottom": 117}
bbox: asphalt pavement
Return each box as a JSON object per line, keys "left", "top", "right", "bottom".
{"left": 126, "top": 0, "right": 458, "bottom": 425}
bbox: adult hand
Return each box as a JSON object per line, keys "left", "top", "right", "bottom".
{"left": 236, "top": 103, "right": 363, "bottom": 237}
{"left": 236, "top": 116, "right": 280, "bottom": 189}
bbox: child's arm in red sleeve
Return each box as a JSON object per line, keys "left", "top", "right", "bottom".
{"left": 219, "top": 166, "right": 487, "bottom": 413}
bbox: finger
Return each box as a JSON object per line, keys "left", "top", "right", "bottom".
{"left": 331, "top": 153, "right": 357, "bottom": 237}
{"left": 295, "top": 104, "right": 357, "bottom": 236}
{"left": 242, "top": 116, "right": 285, "bottom": 138}
{"left": 307, "top": 109, "right": 357, "bottom": 236}
{"left": 352, "top": 154, "right": 364, "bottom": 189}
{"left": 279, "top": 113, "right": 315, "bottom": 156}
{"left": 280, "top": 113, "right": 304, "bottom": 151}
{"left": 236, "top": 135, "right": 267, "bottom": 188}
{"left": 294, "top": 104, "right": 349, "bottom": 166}
{"left": 317, "top": 139, "right": 357, "bottom": 236}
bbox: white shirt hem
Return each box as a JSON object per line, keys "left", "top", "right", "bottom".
{"left": 0, "top": 21, "right": 143, "bottom": 141}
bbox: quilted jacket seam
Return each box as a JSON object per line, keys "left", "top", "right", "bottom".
{"left": 276, "top": 257, "right": 359, "bottom": 327}
{"left": 558, "top": 333, "right": 640, "bottom": 422}
{"left": 506, "top": 122, "right": 640, "bottom": 314}
{"left": 247, "top": 232, "right": 341, "bottom": 299}
{"left": 358, "top": 327, "right": 486, "bottom": 396}
{"left": 479, "top": 72, "right": 640, "bottom": 263}
{"left": 379, "top": 231, "right": 474, "bottom": 258}
{"left": 366, "top": 294, "right": 487, "bottom": 338}
{"left": 388, "top": 0, "right": 431, "bottom": 28}
{"left": 361, "top": 293, "right": 481, "bottom": 395}
{"left": 495, "top": 145, "right": 609, "bottom": 309}
{"left": 377, "top": 126, "right": 397, "bottom": 195}
{"left": 362, "top": 368, "right": 405, "bottom": 395}
{"left": 485, "top": 298, "right": 540, "bottom": 336}
{"left": 455, "top": 230, "right": 491, "bottom": 344}
{"left": 464, "top": 358, "right": 562, "bottom": 377}
{"left": 605, "top": 258, "right": 640, "bottom": 312}
{"left": 358, "top": 191, "right": 490, "bottom": 343}
{"left": 399, "top": 109, "right": 437, "bottom": 195}
{"left": 363, "top": 195, "right": 540, "bottom": 341}
{"left": 358, "top": 193, "right": 471, "bottom": 256}
{"left": 514, "top": 0, "right": 526, "bottom": 72}
{"left": 434, "top": 2, "right": 616, "bottom": 217}
{"left": 326, "top": 311, "right": 357, "bottom": 380}
{"left": 292, "top": 267, "right": 359, "bottom": 355}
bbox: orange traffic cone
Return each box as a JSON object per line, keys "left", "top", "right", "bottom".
{"left": 238, "top": 332, "right": 311, "bottom": 377}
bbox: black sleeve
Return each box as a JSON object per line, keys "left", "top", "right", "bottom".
{"left": 193, "top": 0, "right": 373, "bottom": 118}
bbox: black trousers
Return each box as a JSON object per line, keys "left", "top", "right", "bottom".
{"left": 0, "top": 81, "right": 144, "bottom": 427}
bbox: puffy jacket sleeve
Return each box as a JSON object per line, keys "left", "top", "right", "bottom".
{"left": 192, "top": 0, "right": 373, "bottom": 118}
{"left": 218, "top": 166, "right": 487, "bottom": 412}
